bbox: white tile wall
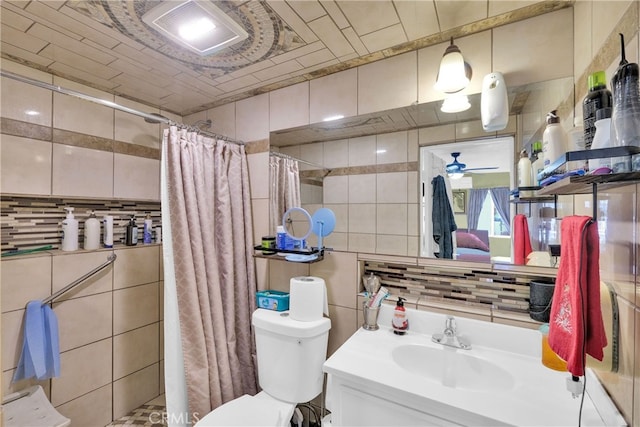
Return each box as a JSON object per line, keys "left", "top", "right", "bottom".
{"left": 52, "top": 78, "right": 114, "bottom": 139}
{"left": 114, "top": 97, "right": 161, "bottom": 148}
{"left": 269, "top": 81, "right": 310, "bottom": 131}
{"left": 309, "top": 68, "right": 358, "bottom": 124}
{"left": 1, "top": 135, "right": 52, "bottom": 195}
{"left": 113, "top": 153, "right": 160, "bottom": 200}
{"left": 358, "top": 52, "right": 418, "bottom": 115}
{"left": 236, "top": 93, "right": 269, "bottom": 142}
{"left": 52, "top": 144, "right": 113, "bottom": 198}
{"left": 348, "top": 174, "right": 376, "bottom": 203}
{"left": 348, "top": 135, "right": 376, "bottom": 166}
{"left": 1, "top": 61, "right": 52, "bottom": 125}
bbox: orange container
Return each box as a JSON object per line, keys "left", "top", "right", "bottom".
{"left": 539, "top": 324, "right": 567, "bottom": 371}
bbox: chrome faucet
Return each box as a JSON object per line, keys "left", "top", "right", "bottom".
{"left": 432, "top": 316, "right": 471, "bottom": 350}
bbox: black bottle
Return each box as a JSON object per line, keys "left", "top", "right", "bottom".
{"left": 583, "top": 71, "right": 612, "bottom": 149}
{"left": 125, "top": 215, "right": 138, "bottom": 246}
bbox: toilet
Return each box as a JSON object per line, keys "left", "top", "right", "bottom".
{"left": 196, "top": 308, "right": 331, "bottom": 426}
{"left": 3, "top": 385, "right": 70, "bottom": 427}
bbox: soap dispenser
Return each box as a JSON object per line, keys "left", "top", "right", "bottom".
{"left": 61, "top": 207, "right": 79, "bottom": 251}
{"left": 392, "top": 297, "right": 408, "bottom": 335}
{"left": 125, "top": 215, "right": 138, "bottom": 246}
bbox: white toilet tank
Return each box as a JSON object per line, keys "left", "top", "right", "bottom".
{"left": 252, "top": 309, "right": 331, "bottom": 403}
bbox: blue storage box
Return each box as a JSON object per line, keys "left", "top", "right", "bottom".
{"left": 256, "top": 290, "right": 290, "bottom": 311}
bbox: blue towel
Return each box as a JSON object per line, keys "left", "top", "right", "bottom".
{"left": 13, "top": 300, "right": 60, "bottom": 382}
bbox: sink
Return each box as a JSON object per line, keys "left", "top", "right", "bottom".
{"left": 391, "top": 344, "right": 515, "bottom": 391}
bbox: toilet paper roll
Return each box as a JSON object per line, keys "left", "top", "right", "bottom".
{"left": 289, "top": 276, "right": 329, "bottom": 322}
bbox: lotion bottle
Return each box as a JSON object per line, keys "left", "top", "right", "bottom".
{"left": 125, "top": 215, "right": 138, "bottom": 246}
{"left": 392, "top": 297, "right": 408, "bottom": 335}
{"left": 61, "top": 207, "right": 79, "bottom": 251}
{"left": 589, "top": 108, "right": 613, "bottom": 171}
{"left": 542, "top": 110, "right": 567, "bottom": 170}
{"left": 83, "top": 210, "right": 100, "bottom": 250}
{"left": 517, "top": 149, "right": 533, "bottom": 197}
{"left": 103, "top": 215, "right": 114, "bottom": 248}
{"left": 143, "top": 213, "right": 153, "bottom": 244}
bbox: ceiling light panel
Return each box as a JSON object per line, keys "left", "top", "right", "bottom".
{"left": 142, "top": 0, "right": 248, "bottom": 56}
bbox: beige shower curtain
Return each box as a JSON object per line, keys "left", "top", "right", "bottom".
{"left": 164, "top": 127, "right": 258, "bottom": 419}
{"left": 269, "top": 155, "right": 301, "bottom": 234}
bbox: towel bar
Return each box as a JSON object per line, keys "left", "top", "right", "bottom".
{"left": 41, "top": 253, "right": 117, "bottom": 306}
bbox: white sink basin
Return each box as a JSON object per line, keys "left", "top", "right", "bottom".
{"left": 391, "top": 344, "right": 515, "bottom": 391}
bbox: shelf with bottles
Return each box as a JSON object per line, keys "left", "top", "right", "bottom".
{"left": 536, "top": 146, "right": 640, "bottom": 183}
{"left": 252, "top": 245, "right": 325, "bottom": 263}
{"left": 536, "top": 170, "right": 640, "bottom": 196}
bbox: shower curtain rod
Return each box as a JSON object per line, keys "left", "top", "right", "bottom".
{"left": 269, "top": 150, "right": 329, "bottom": 170}
{"left": 0, "top": 70, "right": 244, "bottom": 145}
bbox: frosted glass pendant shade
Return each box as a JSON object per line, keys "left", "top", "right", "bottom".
{"left": 434, "top": 38, "right": 471, "bottom": 94}
{"left": 441, "top": 94, "right": 470, "bottom": 113}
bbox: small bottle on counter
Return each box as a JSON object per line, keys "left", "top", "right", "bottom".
{"left": 276, "top": 225, "right": 286, "bottom": 250}
{"left": 125, "top": 215, "right": 138, "bottom": 246}
{"left": 392, "top": 297, "right": 408, "bottom": 335}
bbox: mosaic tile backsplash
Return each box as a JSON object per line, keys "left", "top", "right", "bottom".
{"left": 364, "top": 261, "right": 554, "bottom": 315}
{"left": 1, "top": 196, "right": 161, "bottom": 253}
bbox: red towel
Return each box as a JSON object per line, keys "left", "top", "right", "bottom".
{"left": 513, "top": 214, "right": 532, "bottom": 265}
{"left": 548, "top": 216, "right": 607, "bottom": 377}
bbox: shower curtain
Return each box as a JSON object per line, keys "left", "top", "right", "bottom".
{"left": 269, "top": 155, "right": 301, "bottom": 234}
{"left": 162, "top": 127, "right": 258, "bottom": 426}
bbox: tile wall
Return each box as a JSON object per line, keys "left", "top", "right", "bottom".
{"left": 187, "top": 4, "right": 640, "bottom": 425}
{"left": 1, "top": 246, "right": 163, "bottom": 426}
{"left": 572, "top": 2, "right": 640, "bottom": 424}
{"left": 1, "top": 60, "right": 169, "bottom": 424}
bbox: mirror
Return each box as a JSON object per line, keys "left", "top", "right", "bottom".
{"left": 269, "top": 77, "right": 574, "bottom": 263}
{"left": 420, "top": 137, "right": 514, "bottom": 263}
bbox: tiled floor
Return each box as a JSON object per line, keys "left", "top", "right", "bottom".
{"left": 106, "top": 395, "right": 167, "bottom": 426}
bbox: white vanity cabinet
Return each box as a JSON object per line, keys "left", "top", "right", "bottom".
{"left": 323, "top": 305, "right": 626, "bottom": 427}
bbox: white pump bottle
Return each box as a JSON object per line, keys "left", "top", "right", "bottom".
{"left": 61, "top": 207, "right": 79, "bottom": 251}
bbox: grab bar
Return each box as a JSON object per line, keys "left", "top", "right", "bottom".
{"left": 41, "top": 253, "right": 117, "bottom": 306}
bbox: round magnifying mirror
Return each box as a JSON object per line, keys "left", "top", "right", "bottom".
{"left": 282, "top": 207, "right": 313, "bottom": 241}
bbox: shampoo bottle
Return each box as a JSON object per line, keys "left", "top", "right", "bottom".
{"left": 517, "top": 149, "right": 533, "bottom": 196}
{"left": 143, "top": 213, "right": 153, "bottom": 244}
{"left": 83, "top": 210, "right": 100, "bottom": 250}
{"left": 103, "top": 215, "right": 114, "bottom": 248}
{"left": 583, "top": 71, "right": 612, "bottom": 149}
{"left": 125, "top": 215, "right": 138, "bottom": 246}
{"left": 589, "top": 108, "right": 613, "bottom": 172}
{"left": 392, "top": 297, "right": 408, "bottom": 335}
{"left": 276, "top": 225, "right": 286, "bottom": 250}
{"left": 542, "top": 110, "right": 567, "bottom": 169}
{"left": 531, "top": 141, "right": 544, "bottom": 185}
{"left": 61, "top": 207, "right": 79, "bottom": 251}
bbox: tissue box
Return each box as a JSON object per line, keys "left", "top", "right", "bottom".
{"left": 256, "top": 290, "right": 290, "bottom": 311}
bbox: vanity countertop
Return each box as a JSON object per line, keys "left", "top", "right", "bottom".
{"left": 323, "top": 305, "right": 625, "bottom": 427}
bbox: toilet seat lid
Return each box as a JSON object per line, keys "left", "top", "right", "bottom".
{"left": 195, "top": 394, "right": 294, "bottom": 427}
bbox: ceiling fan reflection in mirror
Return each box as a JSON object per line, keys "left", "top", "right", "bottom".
{"left": 446, "top": 152, "right": 499, "bottom": 179}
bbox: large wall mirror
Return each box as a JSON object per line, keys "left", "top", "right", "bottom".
{"left": 269, "top": 75, "right": 574, "bottom": 267}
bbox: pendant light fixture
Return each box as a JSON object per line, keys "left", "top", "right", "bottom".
{"left": 434, "top": 37, "right": 472, "bottom": 94}
{"left": 441, "top": 93, "right": 471, "bottom": 113}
